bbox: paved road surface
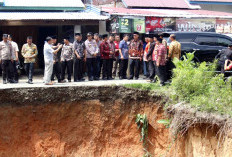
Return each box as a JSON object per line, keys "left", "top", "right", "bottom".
{"left": 0, "top": 76, "right": 149, "bottom": 89}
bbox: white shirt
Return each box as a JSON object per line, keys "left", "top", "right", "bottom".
{"left": 11, "top": 41, "right": 19, "bottom": 60}
{"left": 43, "top": 41, "right": 54, "bottom": 62}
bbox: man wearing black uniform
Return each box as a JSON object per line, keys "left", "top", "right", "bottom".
{"left": 73, "top": 33, "right": 86, "bottom": 82}
{"left": 51, "top": 35, "right": 63, "bottom": 83}
{"left": 216, "top": 44, "right": 232, "bottom": 77}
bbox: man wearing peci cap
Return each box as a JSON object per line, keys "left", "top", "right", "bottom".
{"left": 128, "top": 32, "right": 143, "bottom": 80}
{"left": 216, "top": 43, "right": 232, "bottom": 76}
{"left": 100, "top": 34, "right": 113, "bottom": 80}
{"left": 51, "top": 35, "right": 63, "bottom": 83}
{"left": 43, "top": 37, "right": 63, "bottom": 85}
{"left": 85, "top": 32, "right": 99, "bottom": 81}
{"left": 21, "top": 36, "right": 38, "bottom": 84}
{"left": 0, "top": 34, "right": 14, "bottom": 84}
{"left": 73, "top": 33, "right": 86, "bottom": 82}
{"left": 60, "top": 36, "right": 74, "bottom": 82}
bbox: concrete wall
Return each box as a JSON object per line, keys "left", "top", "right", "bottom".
{"left": 199, "top": 4, "right": 232, "bottom": 13}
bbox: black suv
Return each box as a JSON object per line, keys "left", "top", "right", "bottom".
{"left": 163, "top": 32, "right": 232, "bottom": 62}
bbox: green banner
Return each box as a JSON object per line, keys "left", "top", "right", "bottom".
{"left": 119, "top": 18, "right": 132, "bottom": 33}
{"left": 133, "top": 18, "right": 145, "bottom": 33}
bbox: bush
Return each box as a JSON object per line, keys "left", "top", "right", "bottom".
{"left": 171, "top": 53, "right": 232, "bottom": 116}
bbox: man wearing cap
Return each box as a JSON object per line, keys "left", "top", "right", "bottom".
{"left": 8, "top": 35, "right": 19, "bottom": 83}
{"left": 100, "top": 34, "right": 112, "bottom": 80}
{"left": 51, "top": 35, "right": 62, "bottom": 83}
{"left": 108, "top": 34, "right": 115, "bottom": 80}
{"left": 113, "top": 34, "right": 120, "bottom": 78}
{"left": 167, "top": 34, "right": 181, "bottom": 80}
{"left": 73, "top": 33, "right": 86, "bottom": 82}
{"left": 60, "top": 36, "right": 74, "bottom": 82}
{"left": 128, "top": 32, "right": 143, "bottom": 80}
{"left": 94, "top": 33, "right": 102, "bottom": 79}
{"left": 119, "top": 34, "right": 129, "bottom": 80}
{"left": 21, "top": 36, "right": 38, "bottom": 84}
{"left": 44, "top": 37, "right": 63, "bottom": 85}
{"left": 216, "top": 44, "right": 232, "bottom": 76}
{"left": 0, "top": 34, "right": 14, "bottom": 84}
{"left": 85, "top": 32, "right": 99, "bottom": 81}
{"left": 153, "top": 38, "right": 168, "bottom": 86}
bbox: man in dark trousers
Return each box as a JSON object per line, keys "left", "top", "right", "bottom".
{"left": 216, "top": 44, "right": 232, "bottom": 77}
{"left": 128, "top": 32, "right": 143, "bottom": 80}
{"left": 119, "top": 34, "right": 129, "bottom": 80}
{"left": 73, "top": 33, "right": 86, "bottom": 82}
{"left": 60, "top": 37, "right": 74, "bottom": 82}
{"left": 51, "top": 35, "right": 63, "bottom": 83}
{"left": 100, "top": 34, "right": 113, "bottom": 80}
{"left": 85, "top": 32, "right": 99, "bottom": 81}
{"left": 0, "top": 34, "right": 13, "bottom": 84}
{"left": 108, "top": 34, "right": 115, "bottom": 80}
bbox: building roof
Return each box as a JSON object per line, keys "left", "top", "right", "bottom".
{"left": 0, "top": 12, "right": 109, "bottom": 20}
{"left": 0, "top": 0, "right": 85, "bottom": 11}
{"left": 190, "top": 0, "right": 232, "bottom": 4}
{"left": 101, "top": 7, "right": 232, "bottom": 18}
{"left": 122, "top": 0, "right": 199, "bottom": 9}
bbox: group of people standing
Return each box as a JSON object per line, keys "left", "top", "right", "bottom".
{"left": 0, "top": 32, "right": 181, "bottom": 86}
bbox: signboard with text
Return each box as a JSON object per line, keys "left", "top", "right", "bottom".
{"left": 145, "top": 17, "right": 175, "bottom": 33}
{"left": 176, "top": 18, "right": 216, "bottom": 32}
{"left": 216, "top": 19, "right": 232, "bottom": 34}
{"left": 133, "top": 18, "right": 145, "bottom": 33}
{"left": 119, "top": 18, "right": 132, "bottom": 33}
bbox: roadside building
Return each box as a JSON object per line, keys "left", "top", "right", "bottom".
{"left": 0, "top": 0, "right": 108, "bottom": 70}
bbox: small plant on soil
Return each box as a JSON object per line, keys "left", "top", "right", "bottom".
{"left": 136, "top": 114, "right": 151, "bottom": 157}
{"left": 157, "top": 119, "right": 171, "bottom": 128}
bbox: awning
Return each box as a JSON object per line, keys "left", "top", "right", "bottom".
{"left": 0, "top": 12, "right": 109, "bottom": 20}
{"left": 102, "top": 7, "right": 232, "bottom": 18}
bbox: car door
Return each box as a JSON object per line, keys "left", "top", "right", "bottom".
{"left": 193, "top": 35, "right": 220, "bottom": 62}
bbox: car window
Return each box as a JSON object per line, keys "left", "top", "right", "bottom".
{"left": 217, "top": 37, "right": 232, "bottom": 47}
{"left": 176, "top": 34, "right": 194, "bottom": 42}
{"left": 195, "top": 36, "right": 217, "bottom": 46}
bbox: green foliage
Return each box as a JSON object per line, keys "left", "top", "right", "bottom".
{"left": 157, "top": 119, "right": 171, "bottom": 128}
{"left": 171, "top": 52, "right": 232, "bottom": 116}
{"left": 136, "top": 114, "right": 151, "bottom": 157}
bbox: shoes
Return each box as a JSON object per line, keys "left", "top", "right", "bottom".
{"left": 9, "top": 80, "right": 17, "bottom": 84}
{"left": 28, "top": 80, "right": 33, "bottom": 84}
{"left": 135, "top": 77, "right": 139, "bottom": 80}
{"left": 58, "top": 80, "right": 66, "bottom": 83}
{"left": 128, "top": 77, "right": 133, "bottom": 80}
{"left": 88, "top": 77, "right": 93, "bottom": 81}
{"left": 94, "top": 77, "right": 99, "bottom": 81}
{"left": 119, "top": 77, "right": 123, "bottom": 80}
{"left": 68, "top": 80, "right": 71, "bottom": 82}
{"left": 107, "top": 77, "right": 114, "bottom": 80}
{"left": 102, "top": 77, "right": 107, "bottom": 80}
{"left": 80, "top": 78, "right": 85, "bottom": 81}
{"left": 45, "top": 82, "right": 54, "bottom": 85}
{"left": 3, "top": 80, "right": 7, "bottom": 84}
{"left": 123, "top": 76, "right": 128, "bottom": 79}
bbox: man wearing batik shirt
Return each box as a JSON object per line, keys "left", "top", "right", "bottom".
{"left": 60, "top": 37, "right": 74, "bottom": 82}
{"left": 100, "top": 34, "right": 113, "bottom": 80}
{"left": 153, "top": 38, "right": 167, "bottom": 86}
{"left": 21, "top": 36, "right": 38, "bottom": 84}
{"left": 128, "top": 32, "right": 143, "bottom": 80}
{"left": 0, "top": 34, "right": 13, "bottom": 84}
{"left": 85, "top": 32, "right": 99, "bottom": 81}
{"left": 108, "top": 34, "right": 115, "bottom": 80}
{"left": 8, "top": 35, "right": 19, "bottom": 83}
{"left": 73, "top": 33, "right": 86, "bottom": 82}
{"left": 113, "top": 34, "right": 120, "bottom": 78}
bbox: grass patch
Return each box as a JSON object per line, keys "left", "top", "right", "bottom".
{"left": 124, "top": 53, "right": 232, "bottom": 117}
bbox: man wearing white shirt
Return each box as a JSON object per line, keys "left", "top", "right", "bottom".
{"left": 43, "top": 37, "right": 62, "bottom": 85}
